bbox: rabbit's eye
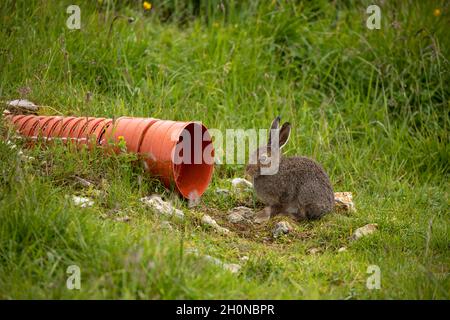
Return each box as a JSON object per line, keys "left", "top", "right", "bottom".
{"left": 259, "top": 154, "right": 270, "bottom": 165}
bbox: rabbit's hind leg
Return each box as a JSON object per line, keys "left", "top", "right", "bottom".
{"left": 273, "top": 204, "right": 307, "bottom": 223}
{"left": 288, "top": 205, "right": 307, "bottom": 222}
{"left": 305, "top": 203, "right": 330, "bottom": 220}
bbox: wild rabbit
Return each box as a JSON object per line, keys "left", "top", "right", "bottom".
{"left": 245, "top": 116, "right": 334, "bottom": 223}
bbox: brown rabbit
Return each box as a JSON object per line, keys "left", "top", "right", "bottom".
{"left": 245, "top": 116, "right": 334, "bottom": 223}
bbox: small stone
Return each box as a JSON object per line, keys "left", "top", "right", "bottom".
{"left": 23, "top": 156, "right": 35, "bottom": 162}
{"left": 201, "top": 214, "right": 230, "bottom": 234}
{"left": 202, "top": 255, "right": 241, "bottom": 274}
{"left": 6, "top": 99, "right": 39, "bottom": 111}
{"left": 140, "top": 195, "right": 184, "bottom": 219}
{"left": 185, "top": 248, "right": 199, "bottom": 255}
{"left": 160, "top": 221, "right": 173, "bottom": 230}
{"left": 74, "top": 176, "right": 93, "bottom": 187}
{"left": 227, "top": 212, "right": 245, "bottom": 223}
{"left": 114, "top": 216, "right": 131, "bottom": 222}
{"left": 240, "top": 256, "right": 249, "bottom": 262}
{"left": 223, "top": 263, "right": 241, "bottom": 274}
{"left": 71, "top": 195, "right": 94, "bottom": 208}
{"left": 5, "top": 140, "right": 17, "bottom": 149}
{"left": 227, "top": 206, "right": 253, "bottom": 223}
{"left": 203, "top": 255, "right": 241, "bottom": 273}
{"left": 308, "top": 247, "right": 321, "bottom": 255}
{"left": 18, "top": 150, "right": 34, "bottom": 162}
{"left": 229, "top": 206, "right": 254, "bottom": 218}
{"left": 272, "top": 221, "right": 293, "bottom": 238}
{"left": 352, "top": 223, "right": 378, "bottom": 240}
{"left": 188, "top": 251, "right": 240, "bottom": 274}
{"left": 215, "top": 188, "right": 231, "bottom": 195}
{"left": 338, "top": 247, "right": 347, "bottom": 253}
{"left": 230, "top": 178, "right": 253, "bottom": 191}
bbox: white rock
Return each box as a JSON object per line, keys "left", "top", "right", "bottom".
{"left": 227, "top": 212, "right": 245, "bottom": 223}
{"left": 203, "top": 255, "right": 241, "bottom": 274}
{"left": 230, "top": 206, "right": 254, "bottom": 217}
{"left": 5, "top": 140, "right": 17, "bottom": 149}
{"left": 223, "top": 263, "right": 241, "bottom": 273}
{"left": 74, "top": 176, "right": 93, "bottom": 187}
{"left": 6, "top": 99, "right": 39, "bottom": 111}
{"left": 338, "top": 247, "right": 347, "bottom": 253}
{"left": 202, "top": 254, "right": 223, "bottom": 265}
{"left": 272, "top": 221, "right": 293, "bottom": 238}
{"left": 16, "top": 149, "right": 34, "bottom": 162}
{"left": 240, "top": 255, "right": 249, "bottom": 262}
{"left": 230, "top": 178, "right": 253, "bottom": 190}
{"left": 334, "top": 192, "right": 356, "bottom": 212}
{"left": 352, "top": 223, "right": 378, "bottom": 240}
{"left": 201, "top": 214, "right": 215, "bottom": 225}
{"left": 227, "top": 206, "right": 254, "bottom": 223}
{"left": 160, "top": 221, "right": 173, "bottom": 230}
{"left": 215, "top": 188, "right": 231, "bottom": 195}
{"left": 71, "top": 195, "right": 94, "bottom": 208}
{"left": 201, "top": 214, "right": 230, "bottom": 234}
{"left": 114, "top": 216, "right": 131, "bottom": 222}
{"left": 20, "top": 155, "right": 35, "bottom": 162}
{"left": 185, "top": 248, "right": 199, "bottom": 255}
{"left": 140, "top": 195, "right": 184, "bottom": 219}
{"left": 186, "top": 250, "right": 241, "bottom": 274}
{"left": 308, "top": 248, "right": 321, "bottom": 255}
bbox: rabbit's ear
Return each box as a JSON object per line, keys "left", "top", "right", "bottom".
{"left": 279, "top": 122, "right": 291, "bottom": 149}
{"left": 270, "top": 116, "right": 281, "bottom": 131}
{"left": 268, "top": 116, "right": 281, "bottom": 146}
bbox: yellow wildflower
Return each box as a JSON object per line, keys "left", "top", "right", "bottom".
{"left": 433, "top": 8, "right": 441, "bottom": 17}
{"left": 143, "top": 1, "right": 152, "bottom": 11}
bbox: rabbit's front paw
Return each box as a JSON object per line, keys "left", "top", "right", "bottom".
{"left": 254, "top": 207, "right": 271, "bottom": 224}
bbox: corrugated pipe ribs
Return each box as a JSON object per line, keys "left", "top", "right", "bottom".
{"left": 5, "top": 114, "right": 215, "bottom": 199}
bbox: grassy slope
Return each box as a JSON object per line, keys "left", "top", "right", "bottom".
{"left": 0, "top": 0, "right": 448, "bottom": 299}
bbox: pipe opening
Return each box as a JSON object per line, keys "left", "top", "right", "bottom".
{"left": 173, "top": 122, "right": 214, "bottom": 200}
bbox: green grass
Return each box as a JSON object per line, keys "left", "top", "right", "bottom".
{"left": 0, "top": 0, "right": 449, "bottom": 299}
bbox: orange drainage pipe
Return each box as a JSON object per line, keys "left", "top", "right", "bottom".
{"left": 5, "top": 114, "right": 214, "bottom": 200}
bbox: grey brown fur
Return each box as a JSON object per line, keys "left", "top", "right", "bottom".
{"left": 245, "top": 116, "right": 334, "bottom": 221}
